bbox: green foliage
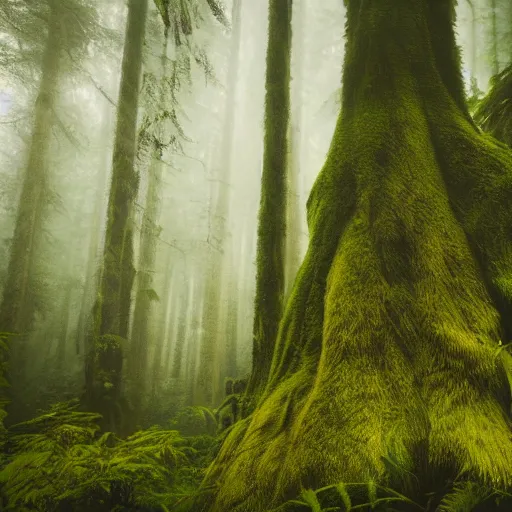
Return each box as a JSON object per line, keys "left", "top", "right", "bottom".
{"left": 474, "top": 64, "right": 512, "bottom": 146}
{"left": 153, "top": 0, "right": 229, "bottom": 33}
{"left": 269, "top": 479, "right": 512, "bottom": 512}
{"left": 270, "top": 481, "right": 423, "bottom": 512}
{"left": 0, "top": 401, "right": 218, "bottom": 511}
{"left": 171, "top": 405, "right": 217, "bottom": 436}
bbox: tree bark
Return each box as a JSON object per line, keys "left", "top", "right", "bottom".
{"left": 85, "top": 0, "right": 148, "bottom": 430}
{"left": 199, "top": 1, "right": 512, "bottom": 510}
{"left": 246, "top": 0, "right": 292, "bottom": 397}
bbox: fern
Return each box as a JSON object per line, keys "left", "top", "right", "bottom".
{"left": 0, "top": 401, "right": 218, "bottom": 511}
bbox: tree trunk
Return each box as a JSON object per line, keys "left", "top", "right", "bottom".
{"left": 129, "top": 154, "right": 163, "bottom": 409}
{"left": 129, "top": 23, "right": 171, "bottom": 414}
{"left": 85, "top": 0, "right": 148, "bottom": 430}
{"left": 75, "top": 102, "right": 113, "bottom": 356}
{"left": 171, "top": 275, "right": 191, "bottom": 379}
{"left": 188, "top": 289, "right": 204, "bottom": 405}
{"left": 490, "top": 0, "right": 499, "bottom": 75}
{"left": 246, "top": 0, "right": 291, "bottom": 397}
{"left": 0, "top": 4, "right": 61, "bottom": 335}
{"left": 285, "top": 0, "right": 306, "bottom": 299}
{"left": 224, "top": 270, "right": 239, "bottom": 378}
{"left": 150, "top": 249, "right": 175, "bottom": 396}
{"left": 199, "top": 1, "right": 512, "bottom": 510}
{"left": 0, "top": 4, "right": 63, "bottom": 423}
{"left": 55, "top": 280, "right": 74, "bottom": 369}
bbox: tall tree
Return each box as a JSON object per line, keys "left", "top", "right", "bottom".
{"left": 85, "top": 0, "right": 149, "bottom": 430}
{"left": 246, "top": 0, "right": 292, "bottom": 397}
{"left": 128, "top": 22, "right": 169, "bottom": 419}
{"left": 198, "top": 0, "right": 512, "bottom": 510}
{"left": 0, "top": 2, "right": 64, "bottom": 339}
{"left": 0, "top": 0, "right": 96, "bottom": 422}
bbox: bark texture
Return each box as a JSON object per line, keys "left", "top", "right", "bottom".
{"left": 246, "top": 0, "right": 292, "bottom": 397}
{"left": 199, "top": 1, "right": 512, "bottom": 510}
{"left": 85, "top": 0, "right": 148, "bottom": 431}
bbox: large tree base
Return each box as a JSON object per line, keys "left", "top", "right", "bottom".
{"left": 196, "top": 1, "right": 512, "bottom": 510}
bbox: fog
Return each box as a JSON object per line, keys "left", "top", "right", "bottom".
{"left": 0, "top": 0, "right": 508, "bottom": 425}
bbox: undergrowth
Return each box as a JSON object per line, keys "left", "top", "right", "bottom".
{"left": 1, "top": 395, "right": 511, "bottom": 511}
{"left": 268, "top": 479, "right": 512, "bottom": 512}
{"left": 0, "top": 400, "right": 219, "bottom": 511}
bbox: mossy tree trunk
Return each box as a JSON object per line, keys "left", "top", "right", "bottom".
{"left": 85, "top": 0, "right": 148, "bottom": 431}
{"left": 246, "top": 0, "right": 292, "bottom": 397}
{"left": 200, "top": 1, "right": 512, "bottom": 510}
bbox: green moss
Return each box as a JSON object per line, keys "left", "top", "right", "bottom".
{"left": 199, "top": 1, "right": 512, "bottom": 511}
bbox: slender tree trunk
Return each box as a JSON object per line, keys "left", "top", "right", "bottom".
{"left": 182, "top": 274, "right": 201, "bottom": 388}
{"left": 490, "top": 0, "right": 499, "bottom": 75}
{"left": 171, "top": 274, "right": 192, "bottom": 379}
{"left": 129, "top": 26, "right": 171, "bottom": 413}
{"left": 85, "top": 0, "right": 148, "bottom": 430}
{"left": 75, "top": 104, "right": 113, "bottom": 356}
{"left": 150, "top": 249, "right": 175, "bottom": 396}
{"left": 129, "top": 155, "right": 163, "bottom": 407}
{"left": 200, "top": 1, "right": 512, "bottom": 510}
{"left": 55, "top": 280, "right": 74, "bottom": 369}
{"left": 0, "top": 5, "right": 63, "bottom": 424}
{"left": 163, "top": 287, "right": 181, "bottom": 381}
{"left": 0, "top": 5, "right": 61, "bottom": 335}
{"left": 285, "top": 0, "right": 305, "bottom": 299}
{"left": 224, "top": 272, "right": 238, "bottom": 378}
{"left": 189, "top": 291, "right": 204, "bottom": 405}
{"left": 246, "top": 0, "right": 292, "bottom": 397}
{"left": 196, "top": 0, "right": 244, "bottom": 407}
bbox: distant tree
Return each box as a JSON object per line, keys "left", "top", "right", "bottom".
{"left": 196, "top": 0, "right": 242, "bottom": 407}
{"left": 0, "top": 0, "right": 106, "bottom": 423}
{"left": 87, "top": 0, "right": 228, "bottom": 429}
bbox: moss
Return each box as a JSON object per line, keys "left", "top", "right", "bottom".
{"left": 247, "top": 0, "right": 292, "bottom": 397}
{"left": 199, "top": 1, "right": 512, "bottom": 511}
